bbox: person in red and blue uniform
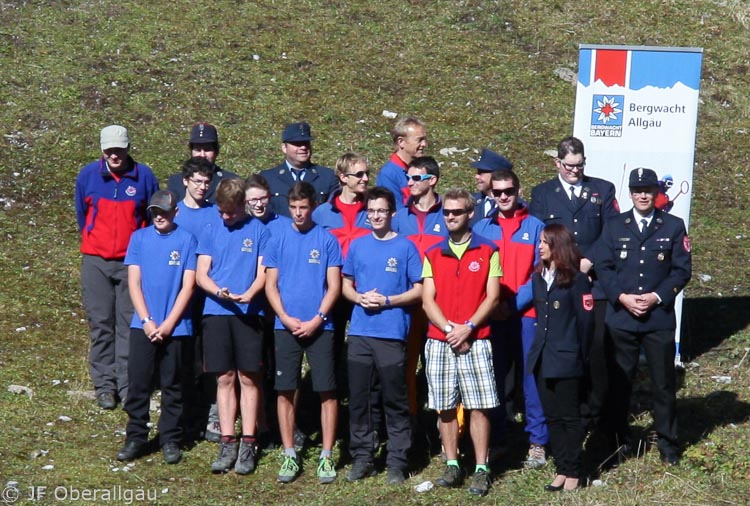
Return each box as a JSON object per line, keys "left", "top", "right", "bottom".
{"left": 596, "top": 168, "right": 692, "bottom": 467}
{"left": 260, "top": 122, "right": 339, "bottom": 218}
{"left": 473, "top": 169, "right": 548, "bottom": 468}
{"left": 75, "top": 125, "right": 159, "bottom": 410}
{"left": 529, "top": 136, "right": 619, "bottom": 431}
{"left": 470, "top": 148, "right": 514, "bottom": 226}
{"left": 376, "top": 116, "right": 428, "bottom": 210}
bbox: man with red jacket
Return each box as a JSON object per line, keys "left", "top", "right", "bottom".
{"left": 422, "top": 188, "right": 501, "bottom": 497}
{"left": 75, "top": 125, "right": 159, "bottom": 409}
{"left": 473, "top": 169, "right": 548, "bottom": 468}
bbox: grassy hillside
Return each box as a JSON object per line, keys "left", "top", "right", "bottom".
{"left": 1, "top": 1, "right": 749, "bottom": 504}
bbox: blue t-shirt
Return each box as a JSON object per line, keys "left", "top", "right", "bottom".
{"left": 124, "top": 225, "right": 198, "bottom": 336}
{"left": 175, "top": 201, "right": 215, "bottom": 240}
{"left": 260, "top": 212, "right": 293, "bottom": 238}
{"left": 343, "top": 233, "right": 423, "bottom": 340}
{"left": 263, "top": 222, "right": 343, "bottom": 331}
{"left": 197, "top": 214, "right": 269, "bottom": 316}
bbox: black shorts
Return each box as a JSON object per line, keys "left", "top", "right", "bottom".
{"left": 202, "top": 315, "right": 264, "bottom": 373}
{"left": 274, "top": 329, "right": 336, "bottom": 392}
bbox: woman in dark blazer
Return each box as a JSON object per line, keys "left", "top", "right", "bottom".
{"left": 527, "top": 224, "right": 594, "bottom": 492}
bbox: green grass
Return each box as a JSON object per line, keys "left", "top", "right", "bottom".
{"left": 2, "top": 0, "right": 750, "bottom": 504}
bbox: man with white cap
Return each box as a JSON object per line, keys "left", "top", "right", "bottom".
{"left": 75, "top": 125, "right": 159, "bottom": 409}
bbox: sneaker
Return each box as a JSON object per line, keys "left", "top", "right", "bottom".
{"left": 205, "top": 421, "right": 221, "bottom": 443}
{"left": 234, "top": 441, "right": 258, "bottom": 475}
{"left": 435, "top": 464, "right": 464, "bottom": 488}
{"left": 317, "top": 456, "right": 337, "bottom": 484}
{"left": 97, "top": 392, "right": 116, "bottom": 410}
{"left": 211, "top": 441, "right": 238, "bottom": 473}
{"left": 116, "top": 440, "right": 146, "bottom": 462}
{"left": 293, "top": 428, "right": 308, "bottom": 453}
{"left": 162, "top": 442, "right": 182, "bottom": 465}
{"left": 468, "top": 469, "right": 490, "bottom": 496}
{"left": 386, "top": 467, "right": 405, "bottom": 485}
{"left": 346, "top": 460, "right": 376, "bottom": 482}
{"left": 525, "top": 444, "right": 547, "bottom": 469}
{"left": 278, "top": 454, "right": 301, "bottom": 483}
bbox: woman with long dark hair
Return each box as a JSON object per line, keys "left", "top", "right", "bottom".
{"left": 527, "top": 224, "right": 594, "bottom": 492}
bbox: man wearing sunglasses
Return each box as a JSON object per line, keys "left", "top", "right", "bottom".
{"left": 473, "top": 170, "right": 548, "bottom": 469}
{"left": 529, "top": 136, "right": 619, "bottom": 435}
{"left": 422, "top": 188, "right": 501, "bottom": 497}
{"left": 167, "top": 122, "right": 238, "bottom": 204}
{"left": 470, "top": 148, "right": 514, "bottom": 226}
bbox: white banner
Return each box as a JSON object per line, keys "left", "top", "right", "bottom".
{"left": 573, "top": 44, "right": 703, "bottom": 362}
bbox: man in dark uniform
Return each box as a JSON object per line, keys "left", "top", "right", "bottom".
{"left": 167, "top": 122, "right": 238, "bottom": 203}
{"left": 470, "top": 148, "right": 514, "bottom": 226}
{"left": 596, "top": 168, "right": 692, "bottom": 466}
{"left": 260, "top": 122, "right": 339, "bottom": 218}
{"left": 528, "top": 136, "right": 618, "bottom": 429}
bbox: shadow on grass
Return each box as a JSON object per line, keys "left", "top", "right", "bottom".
{"left": 681, "top": 296, "right": 750, "bottom": 360}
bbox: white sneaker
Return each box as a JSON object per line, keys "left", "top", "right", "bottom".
{"left": 525, "top": 444, "right": 546, "bottom": 468}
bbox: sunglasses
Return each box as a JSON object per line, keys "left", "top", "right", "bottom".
{"left": 559, "top": 160, "right": 586, "bottom": 171}
{"left": 407, "top": 174, "right": 434, "bottom": 182}
{"left": 343, "top": 170, "right": 370, "bottom": 179}
{"left": 491, "top": 187, "right": 517, "bottom": 197}
{"left": 442, "top": 208, "right": 470, "bottom": 217}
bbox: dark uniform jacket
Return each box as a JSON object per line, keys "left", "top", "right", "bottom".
{"left": 528, "top": 271, "right": 594, "bottom": 379}
{"left": 595, "top": 209, "right": 692, "bottom": 332}
{"left": 260, "top": 162, "right": 339, "bottom": 218}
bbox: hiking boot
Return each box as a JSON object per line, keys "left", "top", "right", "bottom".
{"left": 468, "top": 469, "right": 490, "bottom": 496}
{"left": 116, "top": 440, "right": 146, "bottom": 462}
{"left": 317, "top": 456, "right": 337, "bottom": 484}
{"left": 97, "top": 392, "right": 116, "bottom": 410}
{"left": 525, "top": 444, "right": 547, "bottom": 469}
{"left": 205, "top": 421, "right": 221, "bottom": 443}
{"left": 435, "top": 464, "right": 464, "bottom": 488}
{"left": 162, "top": 442, "right": 182, "bottom": 465}
{"left": 234, "top": 441, "right": 257, "bottom": 475}
{"left": 293, "top": 428, "right": 308, "bottom": 453}
{"left": 211, "top": 441, "right": 238, "bottom": 473}
{"left": 386, "top": 467, "right": 405, "bottom": 485}
{"left": 277, "top": 454, "right": 301, "bottom": 483}
{"left": 346, "top": 460, "right": 376, "bottom": 482}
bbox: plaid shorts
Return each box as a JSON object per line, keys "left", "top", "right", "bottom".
{"left": 425, "top": 338, "right": 499, "bottom": 411}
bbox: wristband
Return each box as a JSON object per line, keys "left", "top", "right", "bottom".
{"left": 465, "top": 320, "right": 476, "bottom": 330}
{"left": 141, "top": 316, "right": 154, "bottom": 325}
{"left": 317, "top": 312, "right": 328, "bottom": 321}
{"left": 216, "top": 289, "right": 222, "bottom": 298}
{"left": 385, "top": 296, "right": 391, "bottom": 307}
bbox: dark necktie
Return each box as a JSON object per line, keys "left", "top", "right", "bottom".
{"left": 640, "top": 218, "right": 648, "bottom": 234}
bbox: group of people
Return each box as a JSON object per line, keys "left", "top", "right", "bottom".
{"left": 75, "top": 117, "right": 691, "bottom": 497}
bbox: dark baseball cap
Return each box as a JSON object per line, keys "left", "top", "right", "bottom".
{"left": 471, "top": 148, "right": 513, "bottom": 172}
{"left": 281, "top": 122, "right": 313, "bottom": 143}
{"left": 147, "top": 190, "right": 178, "bottom": 212}
{"left": 189, "top": 122, "right": 219, "bottom": 145}
{"left": 629, "top": 168, "right": 659, "bottom": 188}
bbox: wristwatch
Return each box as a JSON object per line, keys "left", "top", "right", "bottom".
{"left": 443, "top": 324, "right": 454, "bottom": 333}
{"left": 317, "top": 311, "right": 328, "bottom": 321}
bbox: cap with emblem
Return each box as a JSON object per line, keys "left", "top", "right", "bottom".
{"left": 629, "top": 167, "right": 659, "bottom": 188}
{"left": 281, "top": 122, "right": 313, "bottom": 143}
{"left": 189, "top": 122, "right": 219, "bottom": 145}
{"left": 470, "top": 148, "right": 513, "bottom": 173}
{"left": 100, "top": 125, "right": 130, "bottom": 151}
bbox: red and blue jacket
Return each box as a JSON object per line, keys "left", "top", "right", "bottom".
{"left": 375, "top": 153, "right": 410, "bottom": 210}
{"left": 312, "top": 190, "right": 371, "bottom": 258}
{"left": 75, "top": 157, "right": 159, "bottom": 260}
{"left": 472, "top": 205, "right": 544, "bottom": 317}
{"left": 392, "top": 196, "right": 448, "bottom": 260}
{"left": 424, "top": 235, "right": 498, "bottom": 341}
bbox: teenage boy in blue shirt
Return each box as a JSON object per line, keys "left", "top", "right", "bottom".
{"left": 117, "top": 190, "right": 197, "bottom": 465}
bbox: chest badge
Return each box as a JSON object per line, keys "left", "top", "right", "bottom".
{"left": 468, "top": 261, "right": 481, "bottom": 272}
{"left": 620, "top": 251, "right": 628, "bottom": 259}
{"left": 553, "top": 301, "right": 560, "bottom": 310}
{"left": 657, "top": 252, "right": 665, "bottom": 261}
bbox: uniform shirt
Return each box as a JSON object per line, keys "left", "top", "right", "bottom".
{"left": 175, "top": 201, "right": 215, "bottom": 240}
{"left": 312, "top": 191, "right": 371, "bottom": 258}
{"left": 376, "top": 153, "right": 410, "bottom": 210}
{"left": 596, "top": 208, "right": 692, "bottom": 331}
{"left": 260, "top": 162, "right": 339, "bottom": 218}
{"left": 75, "top": 158, "right": 159, "bottom": 260}
{"left": 124, "top": 225, "right": 198, "bottom": 336}
{"left": 197, "top": 214, "right": 269, "bottom": 316}
{"left": 392, "top": 197, "right": 448, "bottom": 260}
{"left": 263, "top": 222, "right": 343, "bottom": 331}
{"left": 343, "top": 233, "right": 423, "bottom": 341}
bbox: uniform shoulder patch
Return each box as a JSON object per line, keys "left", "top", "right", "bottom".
{"left": 683, "top": 235, "right": 691, "bottom": 252}
{"left": 582, "top": 293, "right": 594, "bottom": 311}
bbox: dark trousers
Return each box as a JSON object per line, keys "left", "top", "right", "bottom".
{"left": 607, "top": 327, "right": 678, "bottom": 451}
{"left": 535, "top": 372, "right": 583, "bottom": 478}
{"left": 124, "top": 329, "right": 193, "bottom": 446}
{"left": 581, "top": 299, "right": 612, "bottom": 425}
{"left": 347, "top": 335, "right": 411, "bottom": 470}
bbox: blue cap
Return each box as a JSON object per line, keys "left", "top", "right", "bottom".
{"left": 470, "top": 148, "right": 513, "bottom": 172}
{"left": 189, "top": 122, "right": 219, "bottom": 145}
{"left": 629, "top": 168, "right": 659, "bottom": 188}
{"left": 282, "top": 122, "right": 313, "bottom": 143}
